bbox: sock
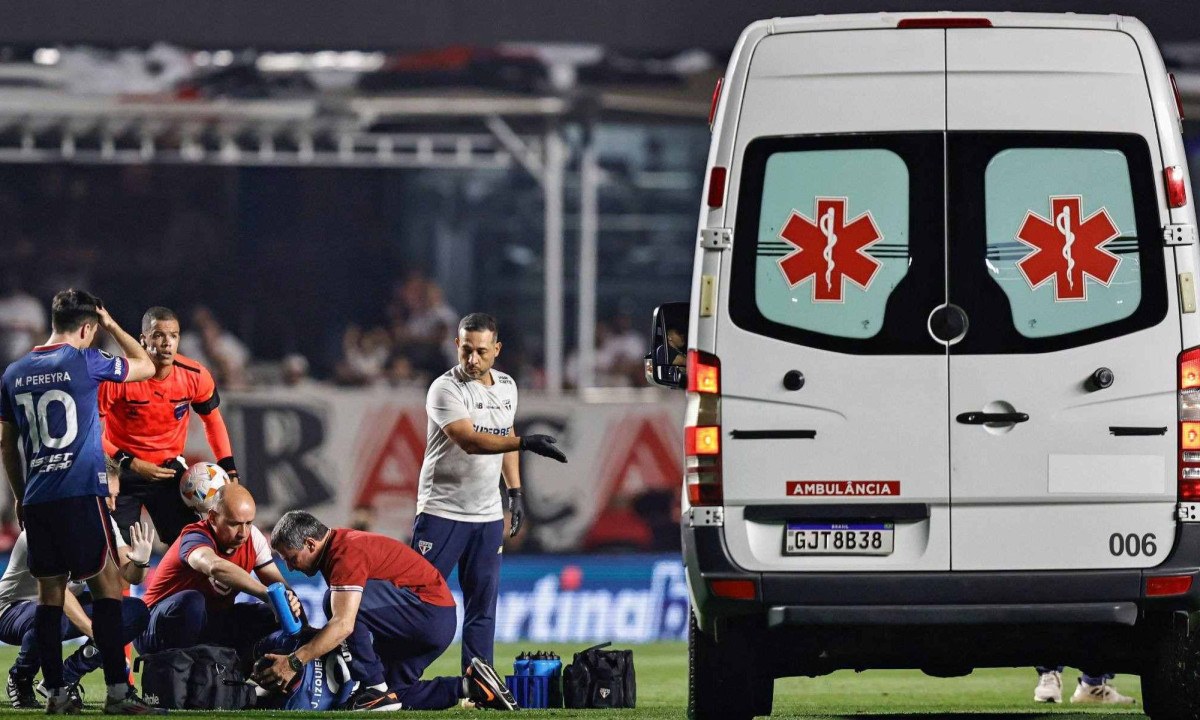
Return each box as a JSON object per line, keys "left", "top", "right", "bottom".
{"left": 33, "top": 605, "right": 64, "bottom": 691}
{"left": 107, "top": 683, "right": 128, "bottom": 701}
{"left": 90, "top": 598, "right": 128, "bottom": 688}
{"left": 370, "top": 682, "right": 388, "bottom": 693}
{"left": 461, "top": 677, "right": 469, "bottom": 698}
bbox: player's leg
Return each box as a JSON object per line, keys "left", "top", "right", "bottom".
{"left": 410, "top": 513, "right": 468, "bottom": 578}
{"left": 62, "top": 596, "right": 148, "bottom": 687}
{"left": 456, "top": 519, "right": 504, "bottom": 672}
{"left": 77, "top": 497, "right": 164, "bottom": 713}
{"left": 111, "top": 473, "right": 151, "bottom": 544}
{"left": 133, "top": 590, "right": 208, "bottom": 655}
{"left": 141, "top": 469, "right": 197, "bottom": 545}
{"left": 22, "top": 498, "right": 73, "bottom": 708}
{"left": 0, "top": 601, "right": 40, "bottom": 707}
{"left": 322, "top": 589, "right": 387, "bottom": 695}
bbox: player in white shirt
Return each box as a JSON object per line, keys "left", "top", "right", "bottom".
{"left": 0, "top": 521, "right": 155, "bottom": 709}
{"left": 412, "top": 313, "right": 566, "bottom": 673}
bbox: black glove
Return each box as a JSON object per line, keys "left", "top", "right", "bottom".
{"left": 506, "top": 488, "right": 525, "bottom": 538}
{"left": 519, "top": 434, "right": 567, "bottom": 463}
{"left": 163, "top": 456, "right": 188, "bottom": 483}
{"left": 217, "top": 456, "right": 240, "bottom": 483}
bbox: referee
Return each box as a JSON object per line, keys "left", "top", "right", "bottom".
{"left": 411, "top": 313, "right": 566, "bottom": 673}
{"left": 99, "top": 306, "right": 240, "bottom": 544}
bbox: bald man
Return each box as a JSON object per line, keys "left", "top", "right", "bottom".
{"left": 134, "top": 485, "right": 301, "bottom": 660}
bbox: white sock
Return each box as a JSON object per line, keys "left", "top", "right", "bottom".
{"left": 370, "top": 683, "right": 388, "bottom": 693}
{"left": 107, "top": 683, "right": 128, "bottom": 701}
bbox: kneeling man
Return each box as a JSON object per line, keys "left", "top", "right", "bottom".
{"left": 0, "top": 521, "right": 153, "bottom": 707}
{"left": 135, "top": 484, "right": 300, "bottom": 661}
{"left": 257, "top": 510, "right": 517, "bottom": 711}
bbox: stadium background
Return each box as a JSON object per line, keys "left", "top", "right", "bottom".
{"left": 0, "top": 1, "right": 1197, "bottom": 714}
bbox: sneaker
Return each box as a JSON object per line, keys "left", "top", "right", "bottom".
{"left": 1069, "top": 677, "right": 1136, "bottom": 704}
{"left": 465, "top": 657, "right": 518, "bottom": 711}
{"left": 1033, "top": 670, "right": 1062, "bottom": 703}
{"left": 102, "top": 688, "right": 167, "bottom": 715}
{"left": 338, "top": 686, "right": 402, "bottom": 711}
{"left": 7, "top": 673, "right": 37, "bottom": 709}
{"left": 45, "top": 686, "right": 84, "bottom": 715}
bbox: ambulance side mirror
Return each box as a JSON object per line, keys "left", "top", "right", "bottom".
{"left": 645, "top": 302, "right": 688, "bottom": 390}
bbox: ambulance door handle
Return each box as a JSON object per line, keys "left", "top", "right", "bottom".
{"left": 956, "top": 411, "right": 1029, "bottom": 425}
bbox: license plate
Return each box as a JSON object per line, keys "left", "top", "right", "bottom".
{"left": 784, "top": 522, "right": 894, "bottom": 556}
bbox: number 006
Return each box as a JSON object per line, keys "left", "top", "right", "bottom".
{"left": 1108, "top": 532, "right": 1157, "bottom": 557}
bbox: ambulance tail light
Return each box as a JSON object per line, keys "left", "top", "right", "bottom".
{"left": 686, "top": 350, "right": 722, "bottom": 506}
{"left": 897, "top": 18, "right": 992, "bottom": 29}
{"left": 1180, "top": 346, "right": 1200, "bottom": 499}
{"left": 1166, "top": 166, "right": 1188, "bottom": 209}
{"left": 708, "top": 76, "right": 724, "bottom": 130}
{"left": 707, "top": 166, "right": 727, "bottom": 209}
{"left": 1171, "top": 73, "right": 1185, "bottom": 121}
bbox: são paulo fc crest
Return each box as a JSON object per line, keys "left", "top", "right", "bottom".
{"left": 418, "top": 541, "right": 433, "bottom": 555}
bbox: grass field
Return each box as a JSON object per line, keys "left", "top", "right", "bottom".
{"left": 0, "top": 641, "right": 1154, "bottom": 718}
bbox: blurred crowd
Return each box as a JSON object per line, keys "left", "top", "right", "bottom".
{"left": 0, "top": 271, "right": 649, "bottom": 391}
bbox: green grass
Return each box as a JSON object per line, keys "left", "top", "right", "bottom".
{"left": 0, "top": 642, "right": 1151, "bottom": 718}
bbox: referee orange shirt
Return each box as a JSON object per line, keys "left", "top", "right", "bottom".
{"left": 98, "top": 353, "right": 233, "bottom": 466}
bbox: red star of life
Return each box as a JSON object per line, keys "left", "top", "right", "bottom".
{"left": 778, "top": 197, "right": 883, "bottom": 302}
{"left": 1015, "top": 195, "right": 1122, "bottom": 302}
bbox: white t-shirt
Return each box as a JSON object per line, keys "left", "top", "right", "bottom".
{"left": 0, "top": 519, "right": 128, "bottom": 613}
{"left": 417, "top": 365, "right": 518, "bottom": 522}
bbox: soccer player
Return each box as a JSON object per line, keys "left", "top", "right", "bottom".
{"left": 1, "top": 521, "right": 154, "bottom": 708}
{"left": 100, "top": 305, "right": 241, "bottom": 545}
{"left": 0, "top": 289, "right": 162, "bottom": 714}
{"left": 411, "top": 312, "right": 566, "bottom": 673}
{"left": 134, "top": 484, "right": 300, "bottom": 663}
{"left": 258, "top": 510, "right": 517, "bottom": 711}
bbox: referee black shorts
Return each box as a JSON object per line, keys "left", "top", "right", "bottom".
{"left": 24, "top": 495, "right": 118, "bottom": 581}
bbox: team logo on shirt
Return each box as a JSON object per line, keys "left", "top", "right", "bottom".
{"left": 503, "top": 399, "right": 511, "bottom": 410}
{"left": 173, "top": 402, "right": 189, "bottom": 420}
{"left": 418, "top": 541, "right": 433, "bottom": 555}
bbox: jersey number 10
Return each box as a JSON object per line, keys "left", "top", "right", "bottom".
{"left": 13, "top": 390, "right": 78, "bottom": 454}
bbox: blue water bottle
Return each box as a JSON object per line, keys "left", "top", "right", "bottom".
{"left": 267, "top": 582, "right": 302, "bottom": 636}
{"left": 513, "top": 652, "right": 532, "bottom": 676}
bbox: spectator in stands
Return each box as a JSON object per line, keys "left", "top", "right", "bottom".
{"left": 596, "top": 313, "right": 646, "bottom": 387}
{"left": 281, "top": 354, "right": 314, "bottom": 388}
{"left": 0, "top": 274, "right": 46, "bottom": 367}
{"left": 335, "top": 325, "right": 392, "bottom": 386}
{"left": 179, "top": 306, "right": 250, "bottom": 389}
{"left": 382, "top": 354, "right": 426, "bottom": 389}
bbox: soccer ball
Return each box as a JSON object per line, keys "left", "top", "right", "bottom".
{"left": 179, "top": 461, "right": 230, "bottom": 513}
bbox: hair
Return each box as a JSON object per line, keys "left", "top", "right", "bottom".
{"left": 50, "top": 289, "right": 102, "bottom": 333}
{"left": 271, "top": 510, "right": 330, "bottom": 550}
{"left": 141, "top": 306, "right": 179, "bottom": 334}
{"left": 458, "top": 312, "right": 498, "bottom": 341}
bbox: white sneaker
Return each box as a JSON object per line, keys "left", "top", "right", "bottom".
{"left": 1034, "top": 670, "right": 1063, "bottom": 703}
{"left": 1069, "top": 678, "right": 1136, "bottom": 704}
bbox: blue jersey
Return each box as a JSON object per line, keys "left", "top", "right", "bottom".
{"left": 0, "top": 343, "right": 128, "bottom": 505}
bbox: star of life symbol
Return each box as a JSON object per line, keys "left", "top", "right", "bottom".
{"left": 777, "top": 197, "right": 883, "bottom": 302}
{"left": 418, "top": 540, "right": 433, "bottom": 555}
{"left": 1014, "top": 195, "right": 1121, "bottom": 302}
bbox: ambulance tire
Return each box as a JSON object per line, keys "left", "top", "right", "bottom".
{"left": 688, "top": 612, "right": 767, "bottom": 720}
{"left": 1141, "top": 613, "right": 1200, "bottom": 720}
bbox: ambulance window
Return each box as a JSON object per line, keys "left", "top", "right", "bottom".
{"left": 730, "top": 133, "right": 945, "bottom": 355}
{"left": 753, "top": 149, "right": 909, "bottom": 339}
{"left": 983, "top": 148, "right": 1141, "bottom": 338}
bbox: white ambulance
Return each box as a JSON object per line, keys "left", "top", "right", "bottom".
{"left": 647, "top": 12, "right": 1200, "bottom": 720}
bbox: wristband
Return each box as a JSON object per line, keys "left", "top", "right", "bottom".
{"left": 286, "top": 653, "right": 303, "bottom": 672}
{"left": 216, "top": 456, "right": 238, "bottom": 475}
{"left": 114, "top": 450, "right": 135, "bottom": 472}
{"left": 129, "top": 559, "right": 150, "bottom": 569}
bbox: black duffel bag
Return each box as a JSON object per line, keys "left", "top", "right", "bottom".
{"left": 134, "top": 644, "right": 255, "bottom": 710}
{"left": 563, "top": 642, "right": 636, "bottom": 708}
